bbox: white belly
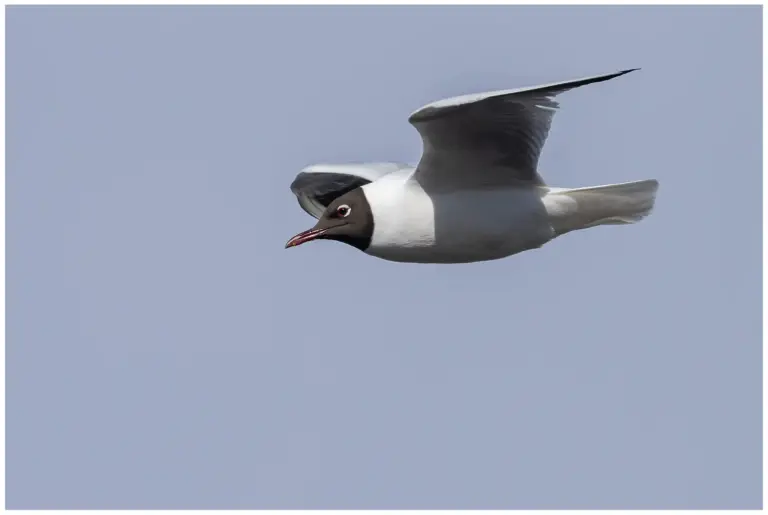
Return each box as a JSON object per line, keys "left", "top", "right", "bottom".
{"left": 364, "top": 178, "right": 555, "bottom": 264}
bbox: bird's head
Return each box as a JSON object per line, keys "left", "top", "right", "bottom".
{"left": 285, "top": 188, "right": 374, "bottom": 251}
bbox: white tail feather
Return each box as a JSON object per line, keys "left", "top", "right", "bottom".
{"left": 545, "top": 179, "right": 659, "bottom": 236}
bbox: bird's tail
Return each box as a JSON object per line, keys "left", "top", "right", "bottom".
{"left": 547, "top": 179, "right": 659, "bottom": 236}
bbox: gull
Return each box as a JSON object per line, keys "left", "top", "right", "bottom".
{"left": 285, "top": 68, "right": 658, "bottom": 264}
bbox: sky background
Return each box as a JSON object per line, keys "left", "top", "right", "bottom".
{"left": 6, "top": 5, "right": 762, "bottom": 509}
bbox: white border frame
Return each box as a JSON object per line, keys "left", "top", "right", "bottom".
{"left": 1, "top": 1, "right": 763, "bottom": 513}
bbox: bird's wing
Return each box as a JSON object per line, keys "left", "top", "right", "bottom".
{"left": 407, "top": 69, "right": 638, "bottom": 191}
{"left": 290, "top": 162, "right": 411, "bottom": 219}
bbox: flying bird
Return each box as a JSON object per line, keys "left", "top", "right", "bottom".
{"left": 286, "top": 68, "right": 658, "bottom": 264}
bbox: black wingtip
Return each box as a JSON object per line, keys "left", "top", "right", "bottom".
{"left": 594, "top": 67, "right": 639, "bottom": 84}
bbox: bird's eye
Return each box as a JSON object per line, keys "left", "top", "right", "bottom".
{"left": 336, "top": 204, "right": 351, "bottom": 217}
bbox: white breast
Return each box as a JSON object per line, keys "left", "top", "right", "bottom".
{"left": 363, "top": 173, "right": 555, "bottom": 264}
{"left": 363, "top": 169, "right": 436, "bottom": 253}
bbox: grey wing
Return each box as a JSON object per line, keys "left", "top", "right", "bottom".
{"left": 408, "top": 68, "right": 638, "bottom": 191}
{"left": 290, "top": 162, "right": 410, "bottom": 218}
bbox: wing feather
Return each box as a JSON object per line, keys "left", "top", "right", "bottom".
{"left": 290, "top": 163, "right": 410, "bottom": 218}
{"left": 408, "top": 69, "right": 638, "bottom": 190}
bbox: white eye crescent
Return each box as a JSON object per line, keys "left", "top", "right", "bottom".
{"left": 336, "top": 204, "right": 351, "bottom": 217}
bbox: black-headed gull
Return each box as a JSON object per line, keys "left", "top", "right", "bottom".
{"left": 286, "top": 69, "right": 658, "bottom": 264}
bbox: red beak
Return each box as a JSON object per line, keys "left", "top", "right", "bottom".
{"left": 285, "top": 227, "right": 330, "bottom": 248}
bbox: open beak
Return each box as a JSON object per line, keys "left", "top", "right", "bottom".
{"left": 285, "top": 227, "right": 330, "bottom": 248}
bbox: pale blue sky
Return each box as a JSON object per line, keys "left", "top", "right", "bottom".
{"left": 7, "top": 5, "right": 762, "bottom": 509}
